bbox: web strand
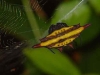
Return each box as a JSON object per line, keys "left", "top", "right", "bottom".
{"left": 0, "top": 0, "right": 86, "bottom": 45}
{"left": 58, "top": 0, "right": 85, "bottom": 22}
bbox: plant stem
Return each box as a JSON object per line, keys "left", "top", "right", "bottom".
{"left": 22, "top": 0, "right": 41, "bottom": 42}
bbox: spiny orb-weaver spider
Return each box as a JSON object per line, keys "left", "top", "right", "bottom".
{"left": 32, "top": 23, "right": 90, "bottom": 53}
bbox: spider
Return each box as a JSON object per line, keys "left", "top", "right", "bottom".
{"left": 32, "top": 23, "right": 90, "bottom": 53}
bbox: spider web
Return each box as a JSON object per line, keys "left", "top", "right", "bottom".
{"left": 0, "top": 0, "right": 86, "bottom": 49}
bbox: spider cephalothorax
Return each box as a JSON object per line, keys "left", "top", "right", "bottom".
{"left": 32, "top": 23, "right": 90, "bottom": 53}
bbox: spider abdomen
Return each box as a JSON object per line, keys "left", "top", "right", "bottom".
{"left": 33, "top": 23, "right": 90, "bottom": 50}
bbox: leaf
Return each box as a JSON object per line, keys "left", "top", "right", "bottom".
{"left": 22, "top": 0, "right": 41, "bottom": 42}
{"left": 51, "top": 1, "right": 91, "bottom": 26}
{"left": 80, "top": 45, "right": 100, "bottom": 74}
{"left": 75, "top": 14, "right": 100, "bottom": 47}
{"left": 89, "top": 0, "right": 100, "bottom": 14}
{"left": 24, "top": 48, "right": 81, "bottom": 75}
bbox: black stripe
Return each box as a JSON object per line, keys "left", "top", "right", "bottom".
{"left": 40, "top": 24, "right": 80, "bottom": 42}
{"left": 47, "top": 34, "right": 80, "bottom": 48}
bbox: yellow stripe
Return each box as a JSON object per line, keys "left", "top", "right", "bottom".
{"left": 52, "top": 37, "right": 76, "bottom": 47}
{"left": 41, "top": 27, "right": 84, "bottom": 46}
{"left": 47, "top": 26, "right": 73, "bottom": 37}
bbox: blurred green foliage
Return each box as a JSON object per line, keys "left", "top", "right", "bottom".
{"left": 80, "top": 44, "right": 100, "bottom": 74}
{"left": 24, "top": 48, "right": 81, "bottom": 75}
{"left": 1, "top": 0, "right": 100, "bottom": 75}
{"left": 90, "top": 0, "right": 100, "bottom": 13}
{"left": 51, "top": 1, "right": 91, "bottom": 25}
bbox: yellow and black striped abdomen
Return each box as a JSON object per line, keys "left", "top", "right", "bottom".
{"left": 33, "top": 23, "right": 90, "bottom": 49}
{"left": 40, "top": 26, "right": 84, "bottom": 47}
{"left": 47, "top": 26, "right": 73, "bottom": 37}
{"left": 52, "top": 37, "right": 77, "bottom": 47}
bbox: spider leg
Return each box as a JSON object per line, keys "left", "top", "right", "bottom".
{"left": 46, "top": 47, "right": 55, "bottom": 54}
{"left": 57, "top": 47, "right": 63, "bottom": 52}
{"left": 68, "top": 43, "right": 74, "bottom": 49}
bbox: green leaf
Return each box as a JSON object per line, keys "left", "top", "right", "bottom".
{"left": 76, "top": 14, "right": 100, "bottom": 46}
{"left": 51, "top": 1, "right": 91, "bottom": 26}
{"left": 24, "top": 48, "right": 81, "bottom": 75}
{"left": 22, "top": 0, "right": 41, "bottom": 42}
{"left": 89, "top": 0, "right": 100, "bottom": 14}
{"left": 80, "top": 45, "right": 100, "bottom": 74}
